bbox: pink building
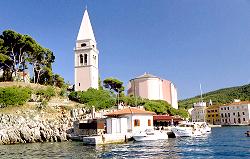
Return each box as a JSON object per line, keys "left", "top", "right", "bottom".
{"left": 127, "top": 73, "right": 178, "bottom": 109}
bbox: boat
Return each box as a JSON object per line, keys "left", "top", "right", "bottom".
{"left": 171, "top": 122, "right": 211, "bottom": 137}
{"left": 245, "top": 131, "right": 250, "bottom": 137}
{"left": 133, "top": 129, "right": 168, "bottom": 141}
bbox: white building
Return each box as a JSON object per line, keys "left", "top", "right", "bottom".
{"left": 191, "top": 102, "right": 207, "bottom": 122}
{"left": 127, "top": 73, "right": 178, "bottom": 109}
{"left": 74, "top": 9, "right": 99, "bottom": 91}
{"left": 219, "top": 101, "right": 250, "bottom": 125}
{"left": 105, "top": 107, "right": 156, "bottom": 134}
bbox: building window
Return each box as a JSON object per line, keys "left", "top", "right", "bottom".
{"left": 238, "top": 118, "right": 241, "bottom": 123}
{"left": 79, "top": 83, "right": 80, "bottom": 86}
{"left": 215, "top": 110, "right": 217, "bottom": 112}
{"left": 80, "top": 54, "right": 83, "bottom": 64}
{"left": 81, "top": 43, "right": 87, "bottom": 47}
{"left": 242, "top": 112, "right": 245, "bottom": 115}
{"left": 227, "top": 107, "right": 229, "bottom": 110}
{"left": 216, "top": 114, "right": 218, "bottom": 117}
{"left": 221, "top": 108, "right": 223, "bottom": 110}
{"left": 243, "top": 118, "right": 245, "bottom": 121}
{"left": 207, "top": 110, "right": 210, "bottom": 113}
{"left": 228, "top": 113, "right": 230, "bottom": 117}
{"left": 224, "top": 107, "right": 226, "bottom": 110}
{"left": 238, "top": 112, "right": 240, "bottom": 117}
{"left": 134, "top": 119, "right": 140, "bottom": 127}
{"left": 233, "top": 112, "right": 235, "bottom": 116}
{"left": 225, "top": 113, "right": 227, "bottom": 117}
{"left": 221, "top": 114, "right": 223, "bottom": 118}
{"left": 84, "top": 54, "right": 87, "bottom": 65}
{"left": 208, "top": 115, "right": 211, "bottom": 117}
{"left": 148, "top": 119, "right": 151, "bottom": 126}
{"left": 234, "top": 118, "right": 236, "bottom": 123}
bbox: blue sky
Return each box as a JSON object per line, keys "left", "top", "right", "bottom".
{"left": 1, "top": 0, "right": 250, "bottom": 99}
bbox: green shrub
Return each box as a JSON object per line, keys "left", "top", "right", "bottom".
{"left": 0, "top": 86, "right": 31, "bottom": 107}
{"left": 36, "top": 86, "right": 56, "bottom": 101}
{"left": 69, "top": 88, "right": 116, "bottom": 110}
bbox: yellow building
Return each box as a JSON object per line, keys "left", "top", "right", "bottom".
{"left": 206, "top": 105, "right": 220, "bottom": 125}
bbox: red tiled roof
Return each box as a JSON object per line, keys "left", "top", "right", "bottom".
{"left": 105, "top": 107, "right": 156, "bottom": 116}
{"left": 221, "top": 101, "right": 250, "bottom": 107}
{"left": 153, "top": 115, "right": 182, "bottom": 121}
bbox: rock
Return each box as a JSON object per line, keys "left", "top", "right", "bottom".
{"left": 0, "top": 113, "right": 72, "bottom": 145}
{"left": 7, "top": 130, "right": 19, "bottom": 144}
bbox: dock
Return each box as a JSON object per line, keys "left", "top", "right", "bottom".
{"left": 82, "top": 133, "right": 133, "bottom": 145}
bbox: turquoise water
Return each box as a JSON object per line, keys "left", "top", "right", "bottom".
{"left": 0, "top": 126, "right": 250, "bottom": 159}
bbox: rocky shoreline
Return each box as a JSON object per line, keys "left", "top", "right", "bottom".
{"left": 0, "top": 113, "right": 73, "bottom": 145}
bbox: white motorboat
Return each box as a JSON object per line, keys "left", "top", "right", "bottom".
{"left": 133, "top": 129, "right": 168, "bottom": 141}
{"left": 171, "top": 122, "right": 211, "bottom": 137}
{"left": 171, "top": 123, "right": 194, "bottom": 137}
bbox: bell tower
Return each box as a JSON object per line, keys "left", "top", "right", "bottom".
{"left": 74, "top": 9, "right": 99, "bottom": 91}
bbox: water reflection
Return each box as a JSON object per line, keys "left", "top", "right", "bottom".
{"left": 0, "top": 127, "right": 250, "bottom": 158}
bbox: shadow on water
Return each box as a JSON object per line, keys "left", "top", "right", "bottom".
{"left": 1, "top": 126, "right": 250, "bottom": 158}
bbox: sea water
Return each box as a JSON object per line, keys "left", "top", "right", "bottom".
{"left": 0, "top": 126, "right": 250, "bottom": 159}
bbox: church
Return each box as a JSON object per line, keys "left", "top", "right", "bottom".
{"left": 74, "top": 9, "right": 178, "bottom": 110}
{"left": 74, "top": 9, "right": 99, "bottom": 91}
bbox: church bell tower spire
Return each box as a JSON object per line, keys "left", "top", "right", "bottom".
{"left": 74, "top": 8, "right": 99, "bottom": 91}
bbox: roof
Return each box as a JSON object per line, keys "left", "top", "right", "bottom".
{"left": 134, "top": 72, "right": 158, "bottom": 79}
{"left": 153, "top": 115, "right": 182, "bottom": 121}
{"left": 105, "top": 107, "right": 156, "bottom": 117}
{"left": 77, "top": 9, "right": 96, "bottom": 42}
{"left": 221, "top": 101, "right": 250, "bottom": 107}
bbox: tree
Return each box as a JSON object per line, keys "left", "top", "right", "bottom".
{"left": 103, "top": 77, "right": 125, "bottom": 104}
{"left": 98, "top": 77, "right": 103, "bottom": 90}
{"left": 103, "top": 78, "right": 124, "bottom": 93}
{"left": 0, "top": 29, "right": 56, "bottom": 84}
{"left": 53, "top": 74, "right": 65, "bottom": 88}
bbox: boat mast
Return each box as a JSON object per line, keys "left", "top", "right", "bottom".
{"left": 200, "top": 83, "right": 205, "bottom": 122}
{"left": 200, "top": 83, "right": 203, "bottom": 103}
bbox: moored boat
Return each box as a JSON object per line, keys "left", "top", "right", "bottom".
{"left": 133, "top": 129, "right": 168, "bottom": 141}
{"left": 171, "top": 122, "right": 211, "bottom": 137}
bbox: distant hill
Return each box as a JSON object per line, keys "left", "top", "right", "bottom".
{"left": 178, "top": 84, "right": 250, "bottom": 109}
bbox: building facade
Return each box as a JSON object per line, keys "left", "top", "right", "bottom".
{"left": 105, "top": 107, "right": 155, "bottom": 133}
{"left": 191, "top": 102, "right": 206, "bottom": 122}
{"left": 74, "top": 9, "right": 99, "bottom": 91}
{"left": 127, "top": 73, "right": 178, "bottom": 109}
{"left": 219, "top": 101, "right": 250, "bottom": 125}
{"left": 206, "top": 105, "right": 220, "bottom": 125}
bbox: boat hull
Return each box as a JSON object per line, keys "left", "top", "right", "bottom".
{"left": 171, "top": 127, "right": 193, "bottom": 137}
{"left": 133, "top": 130, "right": 168, "bottom": 141}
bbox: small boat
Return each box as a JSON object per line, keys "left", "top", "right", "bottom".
{"left": 245, "top": 131, "right": 250, "bottom": 137}
{"left": 171, "top": 122, "right": 211, "bottom": 137}
{"left": 133, "top": 129, "right": 168, "bottom": 141}
{"left": 171, "top": 123, "right": 194, "bottom": 137}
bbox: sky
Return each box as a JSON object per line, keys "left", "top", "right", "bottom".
{"left": 1, "top": 0, "right": 250, "bottom": 99}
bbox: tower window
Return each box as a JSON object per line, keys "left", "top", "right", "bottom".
{"left": 81, "top": 43, "right": 87, "bottom": 47}
{"left": 80, "top": 54, "right": 83, "bottom": 64}
{"left": 79, "top": 83, "right": 80, "bottom": 86}
{"left": 84, "top": 54, "right": 88, "bottom": 65}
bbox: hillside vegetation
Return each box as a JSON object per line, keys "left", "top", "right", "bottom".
{"left": 179, "top": 83, "right": 250, "bottom": 109}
